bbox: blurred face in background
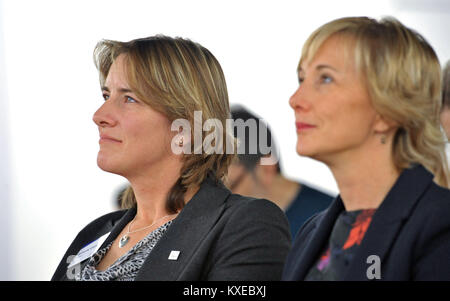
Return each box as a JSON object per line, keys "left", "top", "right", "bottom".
{"left": 226, "top": 162, "right": 254, "bottom": 195}
{"left": 441, "top": 62, "right": 450, "bottom": 141}
{"left": 226, "top": 159, "right": 277, "bottom": 199}
{"left": 441, "top": 108, "right": 450, "bottom": 140}
{"left": 93, "top": 54, "right": 176, "bottom": 178}
{"left": 289, "top": 35, "right": 379, "bottom": 166}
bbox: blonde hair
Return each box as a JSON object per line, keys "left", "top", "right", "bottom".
{"left": 94, "top": 35, "right": 236, "bottom": 210}
{"left": 300, "top": 16, "right": 450, "bottom": 187}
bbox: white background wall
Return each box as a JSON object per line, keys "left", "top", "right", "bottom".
{"left": 0, "top": 0, "right": 449, "bottom": 280}
{"left": 0, "top": 0, "right": 12, "bottom": 281}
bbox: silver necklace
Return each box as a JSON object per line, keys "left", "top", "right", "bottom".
{"left": 119, "top": 214, "right": 177, "bottom": 248}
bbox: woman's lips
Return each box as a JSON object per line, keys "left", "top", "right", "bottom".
{"left": 296, "top": 122, "right": 316, "bottom": 132}
{"left": 99, "top": 134, "right": 122, "bottom": 143}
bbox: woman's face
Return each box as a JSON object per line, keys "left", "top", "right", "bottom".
{"left": 93, "top": 54, "right": 177, "bottom": 178}
{"left": 289, "top": 35, "right": 379, "bottom": 165}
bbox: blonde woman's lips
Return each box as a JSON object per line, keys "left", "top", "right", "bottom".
{"left": 296, "top": 122, "right": 316, "bottom": 132}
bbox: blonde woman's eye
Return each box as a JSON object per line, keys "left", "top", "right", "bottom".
{"left": 321, "top": 74, "right": 333, "bottom": 84}
{"left": 102, "top": 93, "right": 110, "bottom": 101}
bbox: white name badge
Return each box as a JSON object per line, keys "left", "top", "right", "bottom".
{"left": 68, "top": 232, "right": 111, "bottom": 268}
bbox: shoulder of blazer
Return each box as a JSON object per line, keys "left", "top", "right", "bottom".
{"left": 223, "top": 194, "right": 288, "bottom": 217}
{"left": 194, "top": 194, "right": 291, "bottom": 280}
{"left": 410, "top": 182, "right": 450, "bottom": 279}
{"left": 289, "top": 209, "right": 327, "bottom": 253}
{"left": 415, "top": 181, "right": 450, "bottom": 216}
{"left": 217, "top": 194, "right": 292, "bottom": 239}
{"left": 219, "top": 194, "right": 292, "bottom": 238}
{"left": 83, "top": 209, "right": 129, "bottom": 232}
{"left": 410, "top": 181, "right": 450, "bottom": 248}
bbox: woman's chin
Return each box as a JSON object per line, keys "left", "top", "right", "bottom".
{"left": 296, "top": 145, "right": 326, "bottom": 163}
{"left": 97, "top": 157, "right": 121, "bottom": 175}
{"left": 296, "top": 143, "right": 314, "bottom": 157}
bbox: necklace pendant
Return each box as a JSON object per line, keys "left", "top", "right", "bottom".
{"left": 119, "top": 235, "right": 129, "bottom": 248}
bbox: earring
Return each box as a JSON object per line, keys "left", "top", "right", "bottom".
{"left": 380, "top": 134, "right": 387, "bottom": 144}
{"left": 178, "top": 137, "right": 184, "bottom": 147}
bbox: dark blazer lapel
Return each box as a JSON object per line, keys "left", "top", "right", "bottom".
{"left": 135, "top": 177, "right": 231, "bottom": 281}
{"left": 76, "top": 209, "right": 136, "bottom": 276}
{"left": 98, "top": 208, "right": 137, "bottom": 250}
{"left": 344, "top": 165, "right": 434, "bottom": 280}
{"left": 292, "top": 197, "right": 344, "bottom": 280}
{"left": 53, "top": 209, "right": 132, "bottom": 280}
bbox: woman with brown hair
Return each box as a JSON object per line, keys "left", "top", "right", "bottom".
{"left": 51, "top": 35, "right": 290, "bottom": 281}
{"left": 283, "top": 17, "right": 450, "bottom": 280}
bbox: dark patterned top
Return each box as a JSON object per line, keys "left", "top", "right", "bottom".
{"left": 76, "top": 220, "right": 172, "bottom": 281}
{"left": 305, "top": 209, "right": 376, "bottom": 280}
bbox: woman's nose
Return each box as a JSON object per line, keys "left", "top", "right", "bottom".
{"left": 289, "top": 85, "right": 311, "bottom": 112}
{"left": 93, "top": 100, "right": 117, "bottom": 128}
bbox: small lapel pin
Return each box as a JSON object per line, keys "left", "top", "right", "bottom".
{"left": 168, "top": 250, "right": 180, "bottom": 260}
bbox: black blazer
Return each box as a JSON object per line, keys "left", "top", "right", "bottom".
{"left": 52, "top": 177, "right": 291, "bottom": 281}
{"left": 282, "top": 165, "right": 450, "bottom": 281}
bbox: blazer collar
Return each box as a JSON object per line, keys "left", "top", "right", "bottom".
{"left": 135, "top": 176, "right": 231, "bottom": 280}
{"left": 291, "top": 194, "right": 344, "bottom": 280}
{"left": 99, "top": 208, "right": 136, "bottom": 249}
{"left": 366, "top": 164, "right": 433, "bottom": 223}
{"left": 66, "top": 209, "right": 134, "bottom": 279}
{"left": 294, "top": 164, "right": 434, "bottom": 280}
{"left": 344, "top": 164, "right": 434, "bottom": 280}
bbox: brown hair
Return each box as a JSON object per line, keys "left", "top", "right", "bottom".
{"left": 300, "top": 17, "right": 450, "bottom": 187}
{"left": 94, "top": 35, "right": 236, "bottom": 211}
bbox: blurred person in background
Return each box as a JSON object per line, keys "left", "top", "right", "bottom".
{"left": 226, "top": 105, "right": 334, "bottom": 238}
{"left": 52, "top": 35, "right": 290, "bottom": 281}
{"left": 114, "top": 185, "right": 127, "bottom": 209}
{"left": 440, "top": 60, "right": 450, "bottom": 140}
{"left": 283, "top": 17, "right": 450, "bottom": 280}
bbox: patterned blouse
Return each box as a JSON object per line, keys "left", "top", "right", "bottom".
{"left": 305, "top": 209, "right": 376, "bottom": 280}
{"left": 76, "top": 220, "right": 172, "bottom": 281}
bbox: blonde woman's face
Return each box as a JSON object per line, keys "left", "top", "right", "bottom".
{"left": 289, "top": 35, "right": 379, "bottom": 165}
{"left": 93, "top": 54, "right": 177, "bottom": 178}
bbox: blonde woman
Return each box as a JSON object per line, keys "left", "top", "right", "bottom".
{"left": 52, "top": 36, "right": 290, "bottom": 281}
{"left": 282, "top": 17, "right": 450, "bottom": 280}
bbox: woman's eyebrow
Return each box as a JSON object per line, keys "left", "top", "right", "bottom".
{"left": 316, "top": 64, "right": 339, "bottom": 72}
{"left": 101, "top": 86, "right": 134, "bottom": 94}
{"left": 298, "top": 64, "right": 339, "bottom": 74}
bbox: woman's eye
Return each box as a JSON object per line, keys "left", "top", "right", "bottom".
{"left": 125, "top": 96, "right": 137, "bottom": 103}
{"left": 298, "top": 77, "right": 305, "bottom": 85}
{"left": 102, "top": 93, "right": 109, "bottom": 101}
{"left": 320, "top": 74, "right": 333, "bottom": 84}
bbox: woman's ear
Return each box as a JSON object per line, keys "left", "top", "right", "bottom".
{"left": 373, "top": 114, "right": 399, "bottom": 144}
{"left": 170, "top": 121, "right": 192, "bottom": 155}
{"left": 373, "top": 113, "right": 398, "bottom": 134}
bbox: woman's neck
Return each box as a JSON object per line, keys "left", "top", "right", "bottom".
{"left": 328, "top": 147, "right": 400, "bottom": 212}
{"left": 125, "top": 158, "right": 187, "bottom": 224}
